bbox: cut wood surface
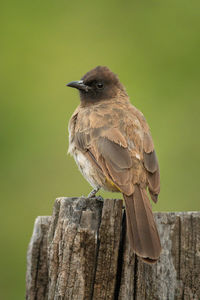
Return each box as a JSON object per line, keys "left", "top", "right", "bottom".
{"left": 26, "top": 197, "right": 200, "bottom": 300}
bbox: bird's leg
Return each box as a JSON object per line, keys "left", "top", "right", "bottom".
{"left": 87, "top": 187, "right": 100, "bottom": 198}
{"left": 95, "top": 195, "right": 104, "bottom": 203}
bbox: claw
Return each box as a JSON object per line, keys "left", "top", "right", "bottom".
{"left": 95, "top": 195, "right": 104, "bottom": 203}
{"left": 87, "top": 187, "right": 100, "bottom": 198}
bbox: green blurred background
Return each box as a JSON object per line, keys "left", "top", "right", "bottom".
{"left": 1, "top": 0, "right": 200, "bottom": 298}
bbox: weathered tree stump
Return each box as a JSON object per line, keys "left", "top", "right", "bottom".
{"left": 26, "top": 197, "right": 200, "bottom": 300}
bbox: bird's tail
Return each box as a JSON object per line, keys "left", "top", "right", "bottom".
{"left": 123, "top": 185, "right": 161, "bottom": 263}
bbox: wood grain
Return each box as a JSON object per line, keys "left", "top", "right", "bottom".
{"left": 26, "top": 198, "right": 200, "bottom": 300}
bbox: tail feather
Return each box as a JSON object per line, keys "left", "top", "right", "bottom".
{"left": 123, "top": 185, "right": 161, "bottom": 263}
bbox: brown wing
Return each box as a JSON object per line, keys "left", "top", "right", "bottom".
{"left": 143, "top": 132, "right": 160, "bottom": 203}
{"left": 74, "top": 126, "right": 134, "bottom": 195}
{"left": 96, "top": 136, "right": 134, "bottom": 195}
{"left": 72, "top": 104, "right": 160, "bottom": 200}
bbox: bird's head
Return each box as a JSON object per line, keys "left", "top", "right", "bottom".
{"left": 66, "top": 66, "right": 127, "bottom": 104}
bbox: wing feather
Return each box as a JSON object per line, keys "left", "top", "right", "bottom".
{"left": 74, "top": 127, "right": 133, "bottom": 195}
{"left": 143, "top": 132, "right": 160, "bottom": 203}
{"left": 73, "top": 110, "right": 160, "bottom": 201}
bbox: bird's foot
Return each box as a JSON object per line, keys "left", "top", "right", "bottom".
{"left": 87, "top": 187, "right": 100, "bottom": 198}
{"left": 95, "top": 195, "right": 104, "bottom": 203}
{"left": 87, "top": 188, "right": 104, "bottom": 203}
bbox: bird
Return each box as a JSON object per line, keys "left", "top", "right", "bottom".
{"left": 66, "top": 66, "right": 161, "bottom": 263}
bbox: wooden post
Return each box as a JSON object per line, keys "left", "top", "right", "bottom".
{"left": 26, "top": 197, "right": 200, "bottom": 300}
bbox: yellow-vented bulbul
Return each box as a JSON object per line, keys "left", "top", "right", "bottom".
{"left": 67, "top": 66, "right": 161, "bottom": 263}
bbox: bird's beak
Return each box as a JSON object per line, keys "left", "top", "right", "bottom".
{"left": 66, "top": 80, "right": 91, "bottom": 92}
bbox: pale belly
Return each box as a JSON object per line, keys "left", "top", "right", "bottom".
{"left": 73, "top": 149, "right": 101, "bottom": 189}
{"left": 69, "top": 144, "right": 120, "bottom": 193}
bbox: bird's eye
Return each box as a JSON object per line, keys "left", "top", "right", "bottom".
{"left": 96, "top": 82, "right": 104, "bottom": 89}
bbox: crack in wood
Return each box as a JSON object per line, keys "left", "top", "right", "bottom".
{"left": 114, "top": 210, "right": 126, "bottom": 300}
{"left": 90, "top": 204, "right": 102, "bottom": 300}
{"left": 133, "top": 255, "right": 138, "bottom": 300}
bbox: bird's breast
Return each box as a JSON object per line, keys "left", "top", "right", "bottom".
{"left": 68, "top": 137, "right": 102, "bottom": 189}
{"left": 68, "top": 139, "right": 120, "bottom": 193}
